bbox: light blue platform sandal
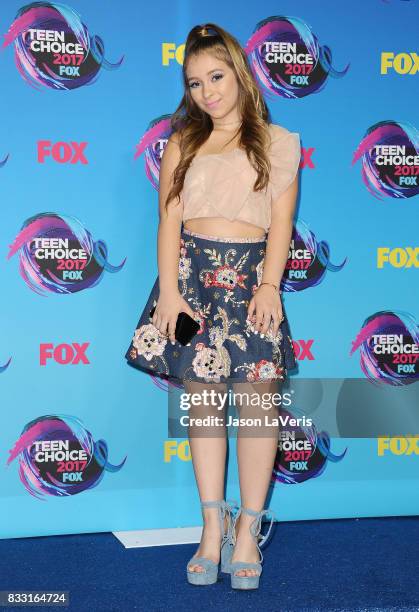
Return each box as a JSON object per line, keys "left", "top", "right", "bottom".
{"left": 229, "top": 506, "right": 275, "bottom": 590}
{"left": 186, "top": 499, "right": 237, "bottom": 586}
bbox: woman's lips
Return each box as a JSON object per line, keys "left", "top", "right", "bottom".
{"left": 206, "top": 99, "right": 220, "bottom": 108}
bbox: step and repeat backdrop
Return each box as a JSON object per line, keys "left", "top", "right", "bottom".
{"left": 0, "top": 1, "right": 418, "bottom": 539}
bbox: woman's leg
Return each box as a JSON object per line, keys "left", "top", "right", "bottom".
{"left": 231, "top": 381, "right": 280, "bottom": 577}
{"left": 184, "top": 381, "right": 228, "bottom": 573}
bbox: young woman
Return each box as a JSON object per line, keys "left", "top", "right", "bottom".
{"left": 125, "top": 23, "right": 301, "bottom": 590}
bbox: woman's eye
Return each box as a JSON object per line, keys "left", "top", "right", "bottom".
{"left": 188, "top": 74, "right": 223, "bottom": 88}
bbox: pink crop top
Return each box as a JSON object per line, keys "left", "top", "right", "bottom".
{"left": 181, "top": 123, "right": 301, "bottom": 231}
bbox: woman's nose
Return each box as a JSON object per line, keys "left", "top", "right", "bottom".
{"left": 202, "top": 83, "right": 214, "bottom": 99}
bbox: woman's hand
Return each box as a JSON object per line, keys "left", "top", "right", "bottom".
{"left": 247, "top": 285, "right": 283, "bottom": 337}
{"left": 152, "top": 291, "right": 195, "bottom": 345}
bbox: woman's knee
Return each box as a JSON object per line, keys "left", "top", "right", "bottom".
{"left": 183, "top": 382, "right": 228, "bottom": 437}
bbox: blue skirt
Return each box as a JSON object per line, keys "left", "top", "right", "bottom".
{"left": 124, "top": 229, "right": 297, "bottom": 384}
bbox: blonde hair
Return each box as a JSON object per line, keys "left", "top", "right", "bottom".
{"left": 165, "top": 23, "right": 272, "bottom": 209}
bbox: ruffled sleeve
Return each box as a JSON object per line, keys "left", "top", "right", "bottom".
{"left": 268, "top": 124, "right": 301, "bottom": 203}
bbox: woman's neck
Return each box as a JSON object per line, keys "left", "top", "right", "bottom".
{"left": 212, "top": 116, "right": 242, "bottom": 131}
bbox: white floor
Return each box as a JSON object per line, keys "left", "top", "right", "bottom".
{"left": 113, "top": 526, "right": 203, "bottom": 548}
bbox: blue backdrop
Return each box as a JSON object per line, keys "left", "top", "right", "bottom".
{"left": 0, "top": 0, "right": 418, "bottom": 539}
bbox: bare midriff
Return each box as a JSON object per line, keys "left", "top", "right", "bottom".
{"left": 184, "top": 217, "right": 266, "bottom": 239}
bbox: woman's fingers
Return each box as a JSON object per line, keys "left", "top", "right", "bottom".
{"left": 255, "top": 306, "right": 264, "bottom": 332}
{"left": 247, "top": 297, "right": 256, "bottom": 319}
{"left": 272, "top": 311, "right": 280, "bottom": 337}
{"left": 259, "top": 310, "right": 271, "bottom": 336}
{"left": 155, "top": 303, "right": 196, "bottom": 341}
{"left": 251, "top": 300, "right": 270, "bottom": 334}
{"left": 267, "top": 307, "right": 284, "bottom": 337}
{"left": 255, "top": 304, "right": 284, "bottom": 336}
{"left": 154, "top": 311, "right": 168, "bottom": 336}
{"left": 189, "top": 305, "right": 196, "bottom": 318}
{"left": 160, "top": 316, "right": 169, "bottom": 336}
{"left": 168, "top": 317, "right": 176, "bottom": 345}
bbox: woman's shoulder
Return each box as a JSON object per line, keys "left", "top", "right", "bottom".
{"left": 160, "top": 130, "right": 181, "bottom": 174}
{"left": 267, "top": 122, "right": 300, "bottom": 143}
{"left": 166, "top": 129, "right": 181, "bottom": 148}
{"left": 266, "top": 123, "right": 301, "bottom": 199}
{"left": 266, "top": 122, "right": 300, "bottom": 159}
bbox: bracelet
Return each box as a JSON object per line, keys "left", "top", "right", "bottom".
{"left": 259, "top": 282, "right": 280, "bottom": 292}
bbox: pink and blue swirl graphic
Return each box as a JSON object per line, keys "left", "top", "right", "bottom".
{"left": 2, "top": 2, "right": 124, "bottom": 91}
{"left": 350, "top": 310, "right": 419, "bottom": 386}
{"left": 0, "top": 356, "right": 12, "bottom": 373}
{"left": 352, "top": 120, "right": 419, "bottom": 200}
{"left": 7, "top": 414, "right": 127, "bottom": 499}
{"left": 7, "top": 212, "right": 126, "bottom": 296}
{"left": 134, "top": 115, "right": 172, "bottom": 190}
{"left": 273, "top": 409, "right": 347, "bottom": 484}
{"left": 283, "top": 219, "right": 347, "bottom": 292}
{"left": 245, "top": 16, "right": 349, "bottom": 99}
{"left": 0, "top": 153, "right": 9, "bottom": 168}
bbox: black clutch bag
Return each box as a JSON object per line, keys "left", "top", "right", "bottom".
{"left": 149, "top": 306, "right": 200, "bottom": 346}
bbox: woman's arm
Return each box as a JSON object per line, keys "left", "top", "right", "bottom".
{"left": 247, "top": 175, "right": 299, "bottom": 336}
{"left": 156, "top": 135, "right": 183, "bottom": 296}
{"left": 152, "top": 133, "right": 195, "bottom": 344}
{"left": 261, "top": 174, "right": 298, "bottom": 290}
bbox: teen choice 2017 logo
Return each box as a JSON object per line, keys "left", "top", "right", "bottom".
{"left": 134, "top": 115, "right": 172, "bottom": 190}
{"left": 7, "top": 212, "right": 126, "bottom": 295}
{"left": 2, "top": 2, "right": 124, "bottom": 90}
{"left": 282, "top": 219, "right": 347, "bottom": 292}
{"left": 245, "top": 15, "right": 349, "bottom": 99}
{"left": 273, "top": 410, "right": 347, "bottom": 484}
{"left": 352, "top": 120, "right": 419, "bottom": 200}
{"left": 7, "top": 415, "right": 127, "bottom": 499}
{"left": 350, "top": 310, "right": 419, "bottom": 385}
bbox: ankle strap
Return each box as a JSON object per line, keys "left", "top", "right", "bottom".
{"left": 200, "top": 499, "right": 238, "bottom": 541}
{"left": 241, "top": 507, "right": 275, "bottom": 548}
{"left": 201, "top": 499, "right": 238, "bottom": 510}
{"left": 201, "top": 500, "right": 225, "bottom": 509}
{"left": 241, "top": 507, "right": 261, "bottom": 517}
{"left": 233, "top": 506, "right": 275, "bottom": 562}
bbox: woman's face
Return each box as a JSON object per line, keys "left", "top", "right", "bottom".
{"left": 185, "top": 51, "right": 240, "bottom": 122}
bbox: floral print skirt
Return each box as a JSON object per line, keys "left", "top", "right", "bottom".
{"left": 124, "top": 229, "right": 297, "bottom": 384}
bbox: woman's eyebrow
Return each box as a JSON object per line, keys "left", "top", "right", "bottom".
{"left": 186, "top": 68, "right": 224, "bottom": 80}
